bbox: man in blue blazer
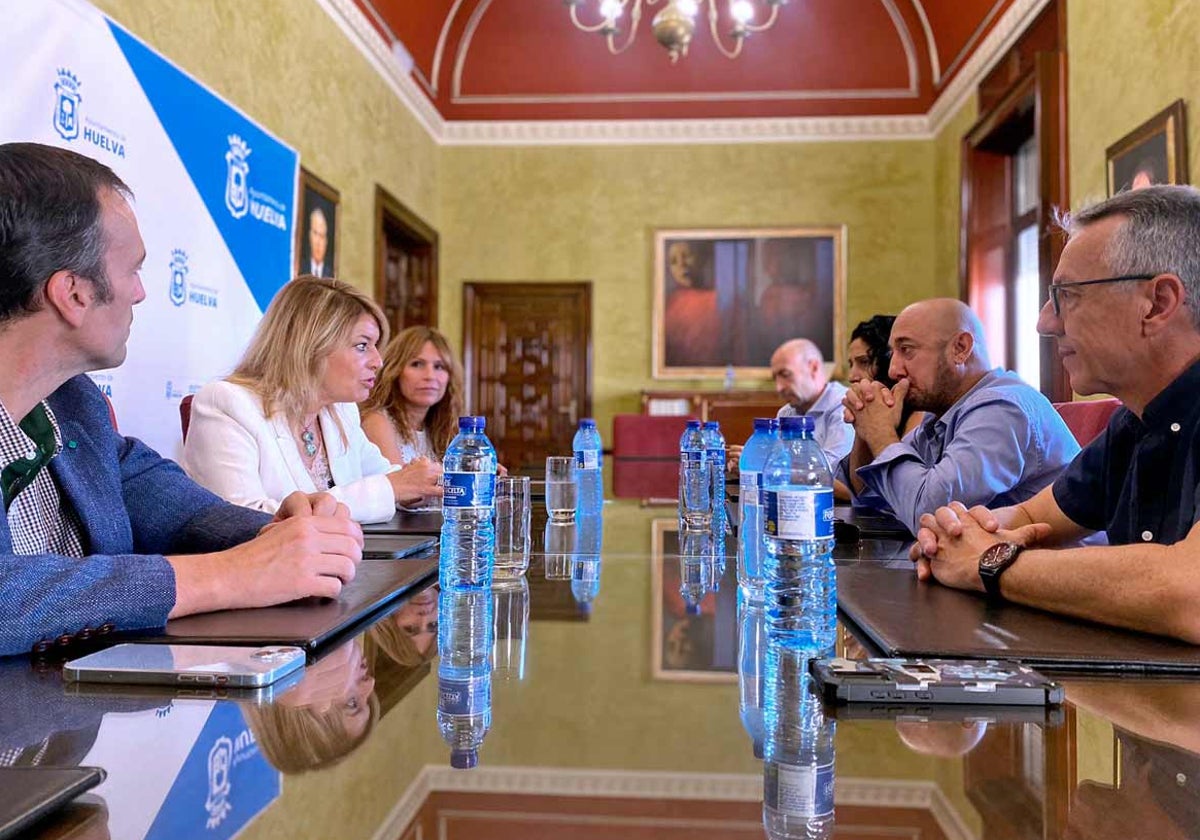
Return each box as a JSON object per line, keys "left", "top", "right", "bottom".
{"left": 0, "top": 143, "right": 363, "bottom": 656}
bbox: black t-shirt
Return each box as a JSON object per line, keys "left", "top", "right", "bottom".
{"left": 1052, "top": 359, "right": 1200, "bottom": 546}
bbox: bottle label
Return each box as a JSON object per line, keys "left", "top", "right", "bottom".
{"left": 680, "top": 450, "right": 706, "bottom": 468}
{"left": 438, "top": 675, "right": 491, "bottom": 714}
{"left": 763, "top": 487, "right": 834, "bottom": 539}
{"left": 740, "top": 470, "right": 761, "bottom": 507}
{"left": 575, "top": 449, "right": 600, "bottom": 470}
{"left": 443, "top": 471, "right": 496, "bottom": 508}
{"left": 707, "top": 448, "right": 726, "bottom": 469}
{"left": 765, "top": 760, "right": 834, "bottom": 817}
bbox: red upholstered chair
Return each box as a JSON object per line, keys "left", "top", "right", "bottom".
{"left": 611, "top": 414, "right": 696, "bottom": 501}
{"left": 179, "top": 395, "right": 194, "bottom": 442}
{"left": 102, "top": 394, "right": 118, "bottom": 431}
{"left": 1053, "top": 397, "right": 1121, "bottom": 447}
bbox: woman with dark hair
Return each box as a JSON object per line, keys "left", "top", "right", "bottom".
{"left": 847, "top": 314, "right": 899, "bottom": 386}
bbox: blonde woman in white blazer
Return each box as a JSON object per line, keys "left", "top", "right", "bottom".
{"left": 183, "top": 277, "right": 442, "bottom": 523}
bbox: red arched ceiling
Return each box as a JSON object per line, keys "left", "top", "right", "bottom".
{"left": 353, "top": 0, "right": 1014, "bottom": 121}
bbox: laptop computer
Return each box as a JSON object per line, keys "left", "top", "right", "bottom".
{"left": 837, "top": 564, "right": 1200, "bottom": 674}
{"left": 362, "top": 509, "right": 442, "bottom": 535}
{"left": 0, "top": 767, "right": 106, "bottom": 840}
{"left": 363, "top": 533, "right": 437, "bottom": 559}
{"left": 117, "top": 546, "right": 437, "bottom": 653}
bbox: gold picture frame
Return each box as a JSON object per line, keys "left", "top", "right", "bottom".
{"left": 651, "top": 226, "right": 847, "bottom": 379}
{"left": 650, "top": 519, "right": 738, "bottom": 683}
{"left": 1106, "top": 99, "right": 1189, "bottom": 196}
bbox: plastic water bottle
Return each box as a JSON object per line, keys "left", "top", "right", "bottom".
{"left": 738, "top": 589, "right": 768, "bottom": 759}
{"left": 702, "top": 421, "right": 728, "bottom": 534}
{"left": 738, "top": 418, "right": 779, "bottom": 596}
{"left": 762, "top": 640, "right": 835, "bottom": 839}
{"left": 573, "top": 418, "right": 604, "bottom": 516}
{"left": 761, "top": 415, "right": 836, "bottom": 652}
{"left": 571, "top": 510, "right": 603, "bottom": 614}
{"left": 437, "top": 588, "right": 494, "bottom": 769}
{"left": 678, "top": 529, "right": 718, "bottom": 614}
{"left": 440, "top": 416, "right": 498, "bottom": 589}
{"left": 679, "top": 420, "right": 711, "bottom": 530}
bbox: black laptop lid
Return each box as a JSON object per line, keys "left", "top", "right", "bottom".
{"left": 0, "top": 766, "right": 105, "bottom": 840}
{"left": 837, "top": 564, "right": 1200, "bottom": 674}
{"left": 118, "top": 552, "right": 437, "bottom": 652}
{"left": 362, "top": 509, "right": 442, "bottom": 535}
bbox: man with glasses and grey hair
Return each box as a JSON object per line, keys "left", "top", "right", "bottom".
{"left": 911, "top": 185, "right": 1200, "bottom": 643}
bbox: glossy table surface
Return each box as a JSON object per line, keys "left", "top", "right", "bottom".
{"left": 5, "top": 498, "right": 1198, "bottom": 840}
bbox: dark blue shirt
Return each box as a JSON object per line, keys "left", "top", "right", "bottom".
{"left": 1053, "top": 358, "right": 1200, "bottom": 545}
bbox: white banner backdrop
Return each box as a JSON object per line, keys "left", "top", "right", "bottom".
{"left": 0, "top": 0, "right": 297, "bottom": 458}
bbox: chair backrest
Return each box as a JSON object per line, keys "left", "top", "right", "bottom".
{"left": 180, "top": 394, "right": 194, "bottom": 442}
{"left": 1053, "top": 397, "right": 1121, "bottom": 447}
{"left": 102, "top": 393, "right": 118, "bottom": 431}
{"left": 612, "top": 414, "right": 696, "bottom": 459}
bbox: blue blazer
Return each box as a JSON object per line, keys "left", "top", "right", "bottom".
{"left": 0, "top": 376, "right": 270, "bottom": 656}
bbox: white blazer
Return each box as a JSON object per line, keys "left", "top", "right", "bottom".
{"left": 182, "top": 380, "right": 398, "bottom": 523}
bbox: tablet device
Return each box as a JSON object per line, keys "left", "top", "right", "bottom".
{"left": 811, "top": 657, "right": 1064, "bottom": 706}
{"left": 63, "top": 643, "right": 305, "bottom": 688}
{"left": 0, "top": 767, "right": 106, "bottom": 840}
{"left": 362, "top": 533, "right": 437, "bottom": 560}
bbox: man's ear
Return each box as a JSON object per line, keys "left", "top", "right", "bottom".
{"left": 950, "top": 330, "right": 974, "bottom": 364}
{"left": 43, "top": 270, "right": 94, "bottom": 328}
{"left": 1143, "top": 273, "right": 1186, "bottom": 334}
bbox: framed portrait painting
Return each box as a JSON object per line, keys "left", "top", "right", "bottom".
{"left": 295, "top": 167, "right": 340, "bottom": 279}
{"left": 1106, "top": 99, "right": 1189, "bottom": 196}
{"left": 650, "top": 519, "right": 738, "bottom": 683}
{"left": 652, "top": 226, "right": 846, "bottom": 379}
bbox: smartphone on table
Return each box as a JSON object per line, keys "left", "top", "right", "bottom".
{"left": 62, "top": 643, "right": 305, "bottom": 688}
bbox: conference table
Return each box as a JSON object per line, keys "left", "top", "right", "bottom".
{"left": 5, "top": 497, "right": 1198, "bottom": 840}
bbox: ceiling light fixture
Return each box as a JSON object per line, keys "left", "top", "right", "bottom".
{"left": 564, "top": 0, "right": 787, "bottom": 63}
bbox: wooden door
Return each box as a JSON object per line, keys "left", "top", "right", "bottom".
{"left": 375, "top": 187, "right": 437, "bottom": 334}
{"left": 463, "top": 282, "right": 592, "bottom": 472}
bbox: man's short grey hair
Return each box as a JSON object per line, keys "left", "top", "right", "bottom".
{"left": 1056, "top": 185, "right": 1200, "bottom": 329}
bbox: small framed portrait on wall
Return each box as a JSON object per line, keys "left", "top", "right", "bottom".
{"left": 296, "top": 167, "right": 340, "bottom": 278}
{"left": 1106, "top": 99, "right": 1189, "bottom": 196}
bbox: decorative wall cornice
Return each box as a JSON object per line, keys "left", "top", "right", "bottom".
{"left": 371, "top": 766, "right": 979, "bottom": 840}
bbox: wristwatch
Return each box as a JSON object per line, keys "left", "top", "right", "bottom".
{"left": 978, "top": 542, "right": 1023, "bottom": 601}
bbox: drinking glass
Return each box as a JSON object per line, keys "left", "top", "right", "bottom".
{"left": 543, "top": 519, "right": 577, "bottom": 580}
{"left": 545, "top": 456, "right": 578, "bottom": 522}
{"left": 495, "top": 476, "right": 531, "bottom": 577}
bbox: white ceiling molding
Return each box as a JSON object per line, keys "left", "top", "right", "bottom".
{"left": 911, "top": 0, "right": 942, "bottom": 85}
{"left": 317, "top": 0, "right": 1051, "bottom": 146}
{"left": 370, "top": 766, "right": 979, "bottom": 840}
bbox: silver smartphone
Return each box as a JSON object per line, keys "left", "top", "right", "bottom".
{"left": 62, "top": 643, "right": 306, "bottom": 688}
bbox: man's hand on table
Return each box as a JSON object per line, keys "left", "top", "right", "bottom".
{"left": 908, "top": 501, "right": 1050, "bottom": 592}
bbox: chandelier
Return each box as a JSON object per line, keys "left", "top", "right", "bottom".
{"left": 564, "top": 0, "right": 787, "bottom": 63}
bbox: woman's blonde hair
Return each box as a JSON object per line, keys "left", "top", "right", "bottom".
{"left": 361, "top": 325, "right": 463, "bottom": 458}
{"left": 243, "top": 692, "right": 381, "bottom": 774}
{"left": 365, "top": 614, "right": 438, "bottom": 669}
{"left": 228, "top": 276, "right": 389, "bottom": 426}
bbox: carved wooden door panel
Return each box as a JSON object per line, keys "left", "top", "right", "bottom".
{"left": 463, "top": 283, "right": 592, "bottom": 472}
{"left": 375, "top": 187, "right": 437, "bottom": 334}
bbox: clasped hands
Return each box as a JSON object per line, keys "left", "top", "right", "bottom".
{"left": 841, "top": 379, "right": 909, "bottom": 452}
{"left": 908, "top": 502, "right": 1051, "bottom": 592}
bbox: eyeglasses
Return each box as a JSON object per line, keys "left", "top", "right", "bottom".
{"left": 1047, "top": 274, "right": 1158, "bottom": 317}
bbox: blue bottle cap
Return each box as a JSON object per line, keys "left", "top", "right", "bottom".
{"left": 779, "top": 415, "right": 815, "bottom": 435}
{"left": 450, "top": 749, "right": 478, "bottom": 769}
{"left": 579, "top": 418, "right": 596, "bottom": 429}
{"left": 458, "top": 416, "right": 486, "bottom": 432}
{"left": 702, "top": 421, "right": 719, "bottom": 431}
{"left": 753, "top": 418, "right": 773, "bottom": 431}
{"left": 685, "top": 419, "right": 702, "bottom": 429}
{"left": 685, "top": 602, "right": 702, "bottom": 616}
{"left": 768, "top": 419, "right": 780, "bottom": 433}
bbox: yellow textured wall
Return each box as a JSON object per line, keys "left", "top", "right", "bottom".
{"left": 933, "top": 98, "right": 979, "bottom": 295}
{"left": 90, "top": 0, "right": 439, "bottom": 298}
{"left": 438, "top": 141, "right": 940, "bottom": 438}
{"left": 1068, "top": 0, "right": 1200, "bottom": 206}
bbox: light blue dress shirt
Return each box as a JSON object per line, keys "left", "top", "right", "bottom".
{"left": 847, "top": 369, "right": 1079, "bottom": 534}
{"left": 777, "top": 381, "right": 855, "bottom": 469}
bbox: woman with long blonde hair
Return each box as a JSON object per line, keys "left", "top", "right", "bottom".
{"left": 360, "top": 326, "right": 464, "bottom": 472}
{"left": 182, "top": 276, "right": 441, "bottom": 522}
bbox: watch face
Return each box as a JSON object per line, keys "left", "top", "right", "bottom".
{"left": 980, "top": 543, "right": 1020, "bottom": 570}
